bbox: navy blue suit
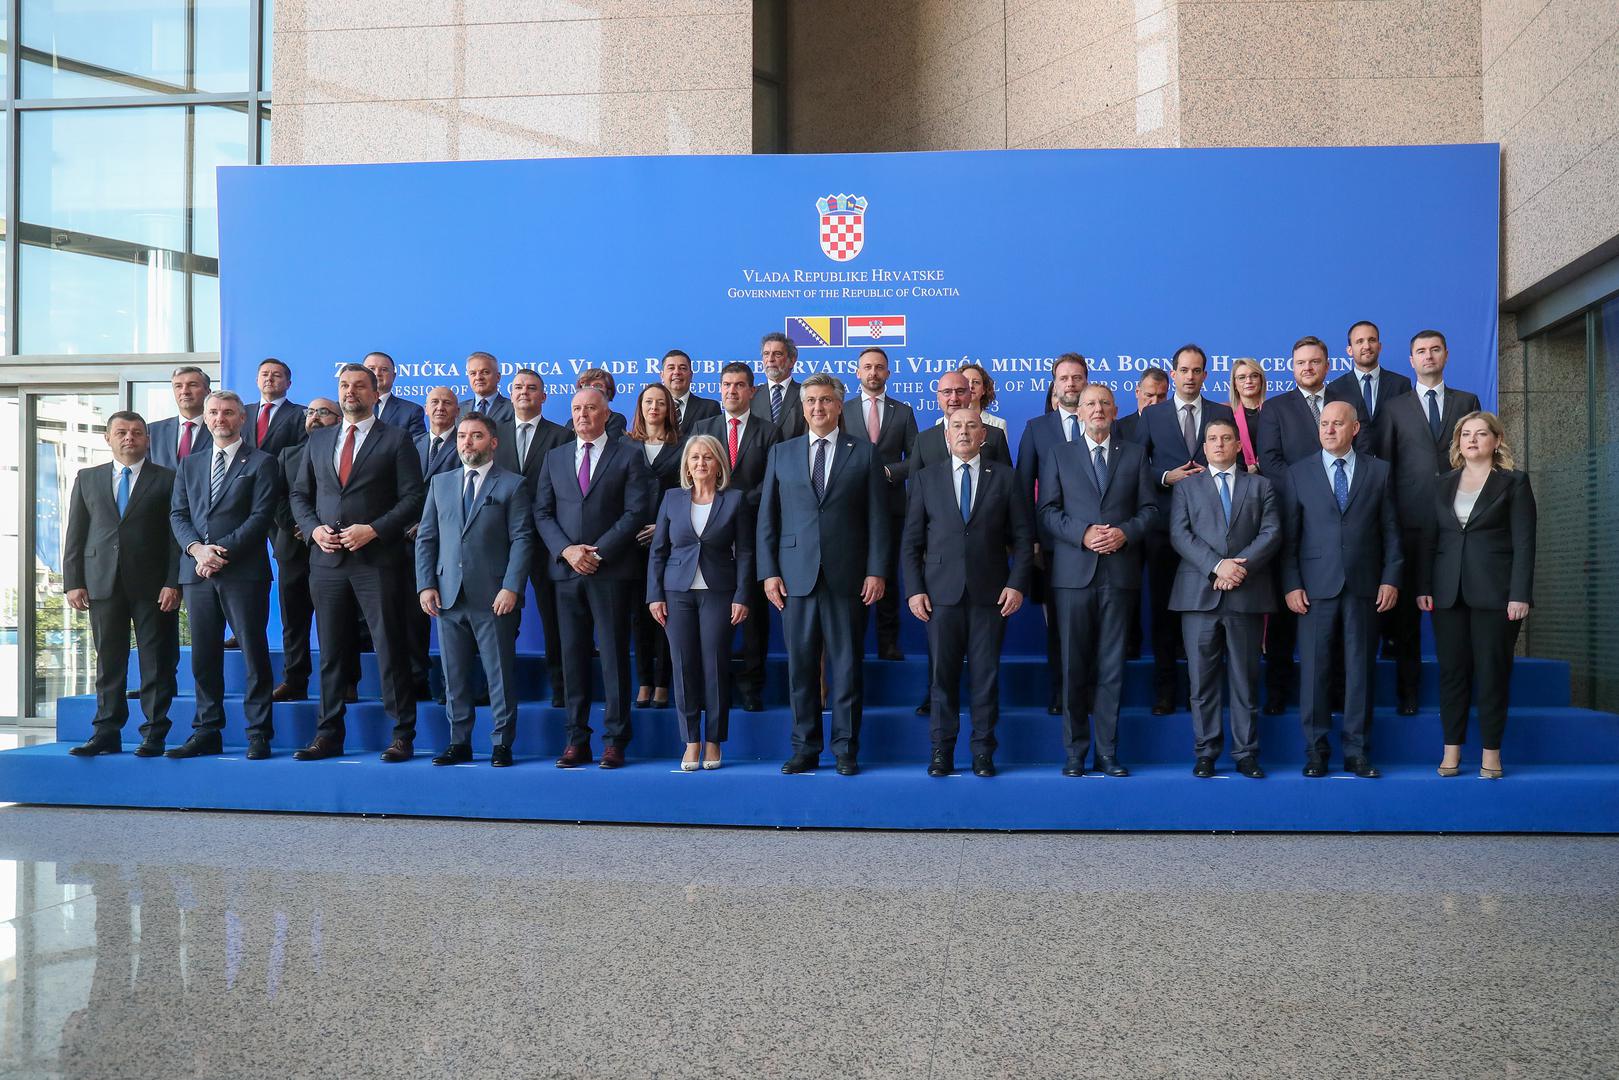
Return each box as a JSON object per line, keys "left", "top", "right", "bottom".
{"left": 170, "top": 442, "right": 280, "bottom": 742}
{"left": 147, "top": 415, "right": 211, "bottom": 471}
{"left": 376, "top": 394, "right": 428, "bottom": 441}
{"left": 459, "top": 393, "right": 514, "bottom": 425}
{"left": 534, "top": 436, "right": 657, "bottom": 750}
{"left": 648, "top": 487, "right": 754, "bottom": 743}
{"left": 416, "top": 428, "right": 463, "bottom": 481}
{"left": 243, "top": 399, "right": 307, "bottom": 458}
{"left": 494, "top": 414, "right": 571, "bottom": 697}
{"left": 1280, "top": 452, "right": 1402, "bottom": 762}
{"left": 758, "top": 432, "right": 889, "bottom": 761}
{"left": 1326, "top": 367, "right": 1410, "bottom": 453}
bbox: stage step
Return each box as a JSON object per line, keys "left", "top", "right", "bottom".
{"left": 51, "top": 696, "right": 1619, "bottom": 766}
{"left": 131, "top": 649, "right": 1576, "bottom": 709}
{"left": 2, "top": 744, "right": 1616, "bottom": 832}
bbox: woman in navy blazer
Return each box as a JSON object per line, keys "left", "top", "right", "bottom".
{"left": 1417, "top": 412, "right": 1536, "bottom": 780}
{"left": 629, "top": 383, "right": 684, "bottom": 708}
{"left": 647, "top": 434, "right": 753, "bottom": 770}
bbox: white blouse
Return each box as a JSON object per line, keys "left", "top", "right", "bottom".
{"left": 642, "top": 440, "right": 666, "bottom": 466}
{"left": 1454, "top": 484, "right": 1482, "bottom": 526}
{"left": 689, "top": 499, "right": 713, "bottom": 590}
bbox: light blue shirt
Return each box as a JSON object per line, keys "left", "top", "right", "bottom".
{"left": 1321, "top": 448, "right": 1356, "bottom": 490}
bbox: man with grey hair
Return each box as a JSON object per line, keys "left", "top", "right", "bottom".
{"left": 751, "top": 332, "right": 805, "bottom": 439}
{"left": 148, "top": 365, "right": 213, "bottom": 469}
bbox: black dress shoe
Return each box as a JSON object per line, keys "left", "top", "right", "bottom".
{"left": 125, "top": 688, "right": 140, "bottom": 699}
{"left": 1062, "top": 760, "right": 1086, "bottom": 777}
{"left": 835, "top": 757, "right": 859, "bottom": 776}
{"left": 491, "top": 745, "right": 513, "bottom": 767}
{"left": 1344, "top": 757, "right": 1381, "bottom": 779}
{"left": 550, "top": 690, "right": 566, "bottom": 708}
{"left": 133, "top": 739, "right": 165, "bottom": 758}
{"left": 972, "top": 754, "right": 996, "bottom": 778}
{"left": 740, "top": 692, "right": 764, "bottom": 712}
{"left": 1262, "top": 699, "right": 1285, "bottom": 716}
{"left": 343, "top": 684, "right": 360, "bottom": 704}
{"left": 878, "top": 645, "right": 905, "bottom": 661}
{"left": 1193, "top": 756, "right": 1215, "bottom": 778}
{"left": 166, "top": 733, "right": 223, "bottom": 759}
{"left": 432, "top": 744, "right": 473, "bottom": 766}
{"left": 927, "top": 749, "right": 953, "bottom": 777}
{"left": 380, "top": 739, "right": 414, "bottom": 763}
{"left": 1098, "top": 756, "right": 1130, "bottom": 778}
{"left": 69, "top": 733, "right": 122, "bottom": 756}
{"left": 1302, "top": 757, "right": 1327, "bottom": 778}
{"left": 294, "top": 737, "right": 344, "bottom": 761}
{"left": 915, "top": 700, "right": 930, "bottom": 717}
{"left": 634, "top": 697, "right": 654, "bottom": 710}
{"left": 1397, "top": 701, "right": 1419, "bottom": 717}
{"left": 223, "top": 636, "right": 239, "bottom": 649}
{"left": 1151, "top": 699, "right": 1174, "bottom": 717}
{"left": 245, "top": 740, "right": 271, "bottom": 760}
{"left": 781, "top": 754, "right": 818, "bottom": 774}
{"left": 1235, "top": 757, "right": 1265, "bottom": 779}
{"left": 1047, "top": 703, "right": 1062, "bottom": 716}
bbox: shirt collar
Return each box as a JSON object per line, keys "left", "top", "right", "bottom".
{"left": 1356, "top": 365, "right": 1382, "bottom": 381}
{"left": 1324, "top": 448, "right": 1356, "bottom": 469}
{"left": 863, "top": 392, "right": 886, "bottom": 405}
{"left": 576, "top": 435, "right": 601, "bottom": 450}
{"left": 1209, "top": 464, "right": 1237, "bottom": 480}
{"left": 463, "top": 459, "right": 493, "bottom": 481}
{"left": 1298, "top": 386, "right": 1324, "bottom": 401}
{"left": 346, "top": 415, "right": 377, "bottom": 435}
{"left": 1174, "top": 394, "right": 1202, "bottom": 409}
{"left": 1421, "top": 380, "right": 1446, "bottom": 395}
{"left": 214, "top": 436, "right": 244, "bottom": 459}
{"left": 953, "top": 454, "right": 981, "bottom": 470}
{"left": 1083, "top": 431, "right": 1109, "bottom": 454}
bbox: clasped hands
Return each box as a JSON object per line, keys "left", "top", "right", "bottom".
{"left": 190, "top": 543, "right": 229, "bottom": 578}
{"left": 311, "top": 523, "right": 378, "bottom": 553}
{"left": 1083, "top": 524, "right": 1126, "bottom": 555}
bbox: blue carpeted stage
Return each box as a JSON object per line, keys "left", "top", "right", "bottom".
{"left": 3, "top": 649, "right": 1618, "bottom": 832}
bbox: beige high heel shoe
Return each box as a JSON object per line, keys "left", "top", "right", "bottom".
{"left": 702, "top": 742, "right": 722, "bottom": 770}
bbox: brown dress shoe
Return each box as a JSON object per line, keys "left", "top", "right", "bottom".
{"left": 343, "top": 684, "right": 360, "bottom": 704}
{"left": 380, "top": 739, "right": 414, "bottom": 763}
{"left": 271, "top": 683, "right": 307, "bottom": 702}
{"left": 293, "top": 737, "right": 344, "bottom": 761}
{"left": 599, "top": 745, "right": 626, "bottom": 769}
{"left": 556, "top": 743, "right": 593, "bottom": 768}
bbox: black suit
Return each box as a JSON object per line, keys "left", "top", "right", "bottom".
{"left": 563, "top": 410, "right": 628, "bottom": 439}
{"left": 375, "top": 394, "right": 427, "bottom": 441}
{"left": 290, "top": 420, "right": 426, "bottom": 745}
{"left": 243, "top": 399, "right": 306, "bottom": 457}
{"left": 1016, "top": 410, "right": 1077, "bottom": 708}
{"left": 534, "top": 436, "right": 657, "bottom": 750}
{"left": 1280, "top": 452, "right": 1402, "bottom": 763}
{"left": 752, "top": 379, "right": 805, "bottom": 439}
{"left": 146, "top": 415, "right": 211, "bottom": 471}
{"left": 844, "top": 394, "right": 919, "bottom": 654}
{"left": 64, "top": 461, "right": 181, "bottom": 743}
{"left": 1421, "top": 468, "right": 1535, "bottom": 750}
{"left": 494, "top": 415, "right": 571, "bottom": 696}
{"left": 903, "top": 421, "right": 1012, "bottom": 476}
{"left": 171, "top": 443, "right": 280, "bottom": 742}
{"left": 273, "top": 443, "right": 316, "bottom": 693}
{"left": 674, "top": 393, "right": 722, "bottom": 429}
{"left": 758, "top": 433, "right": 889, "bottom": 761}
{"left": 1037, "top": 435, "right": 1158, "bottom": 765}
{"left": 1326, "top": 368, "right": 1412, "bottom": 453}
{"left": 690, "top": 412, "right": 781, "bottom": 698}
{"left": 631, "top": 441, "right": 683, "bottom": 692}
{"left": 1377, "top": 384, "right": 1483, "bottom": 706}
{"left": 902, "top": 456, "right": 1033, "bottom": 757}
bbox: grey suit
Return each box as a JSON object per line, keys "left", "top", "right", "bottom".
{"left": 1169, "top": 469, "right": 1282, "bottom": 762}
{"left": 416, "top": 465, "right": 534, "bottom": 748}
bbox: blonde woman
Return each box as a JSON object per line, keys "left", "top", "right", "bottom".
{"left": 959, "top": 362, "right": 1006, "bottom": 430}
{"left": 1228, "top": 357, "right": 1267, "bottom": 473}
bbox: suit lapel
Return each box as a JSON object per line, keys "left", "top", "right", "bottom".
{"left": 583, "top": 438, "right": 616, "bottom": 497}
{"left": 124, "top": 463, "right": 161, "bottom": 515}
{"left": 822, "top": 435, "right": 856, "bottom": 495}
{"left": 1225, "top": 468, "right": 1249, "bottom": 530}
{"left": 346, "top": 422, "right": 386, "bottom": 484}
{"left": 463, "top": 469, "right": 497, "bottom": 533}
{"left": 1463, "top": 469, "right": 1507, "bottom": 529}
{"left": 966, "top": 462, "right": 998, "bottom": 524}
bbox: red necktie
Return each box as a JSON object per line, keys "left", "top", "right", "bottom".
{"left": 256, "top": 401, "right": 272, "bottom": 444}
{"left": 728, "top": 418, "right": 740, "bottom": 468}
{"left": 338, "top": 424, "right": 356, "bottom": 486}
{"left": 178, "top": 420, "right": 195, "bottom": 460}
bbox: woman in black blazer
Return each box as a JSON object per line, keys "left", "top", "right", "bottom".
{"left": 629, "top": 383, "right": 684, "bottom": 708}
{"left": 1417, "top": 411, "right": 1535, "bottom": 779}
{"left": 647, "top": 434, "right": 753, "bottom": 770}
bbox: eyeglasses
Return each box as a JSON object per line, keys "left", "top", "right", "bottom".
{"left": 306, "top": 407, "right": 338, "bottom": 418}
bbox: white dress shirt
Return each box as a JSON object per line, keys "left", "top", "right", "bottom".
{"left": 807, "top": 431, "right": 838, "bottom": 481}
{"left": 112, "top": 457, "right": 145, "bottom": 497}
{"left": 1296, "top": 386, "right": 1326, "bottom": 417}
{"left": 460, "top": 459, "right": 493, "bottom": 506}
{"left": 1418, "top": 380, "right": 1447, "bottom": 418}
{"left": 175, "top": 415, "right": 202, "bottom": 456}
{"left": 1354, "top": 366, "right": 1382, "bottom": 416}
{"left": 952, "top": 454, "right": 982, "bottom": 516}
{"left": 574, "top": 435, "right": 602, "bottom": 478}
{"left": 333, "top": 415, "right": 378, "bottom": 469}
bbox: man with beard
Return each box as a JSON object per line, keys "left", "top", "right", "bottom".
{"left": 751, "top": 332, "right": 806, "bottom": 439}
{"left": 270, "top": 396, "right": 341, "bottom": 702}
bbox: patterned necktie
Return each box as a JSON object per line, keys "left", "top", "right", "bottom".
{"left": 178, "top": 420, "right": 195, "bottom": 460}
{"left": 1182, "top": 403, "right": 1197, "bottom": 457}
{"left": 256, "top": 401, "right": 272, "bottom": 445}
{"left": 1333, "top": 458, "right": 1348, "bottom": 513}
{"left": 1427, "top": 389, "right": 1442, "bottom": 442}
{"left": 116, "top": 466, "right": 131, "bottom": 518}
{"left": 676, "top": 398, "right": 686, "bottom": 427}
{"left": 430, "top": 434, "right": 443, "bottom": 461}
{"left": 463, "top": 470, "right": 478, "bottom": 524}
{"left": 1362, "top": 374, "right": 1376, "bottom": 420}
{"left": 771, "top": 384, "right": 783, "bottom": 424}
{"left": 1093, "top": 444, "right": 1107, "bottom": 492}
{"left": 518, "top": 423, "right": 532, "bottom": 470}
{"left": 728, "top": 417, "right": 740, "bottom": 468}
{"left": 959, "top": 463, "right": 972, "bottom": 521}
{"left": 811, "top": 438, "right": 827, "bottom": 501}
{"left": 867, "top": 398, "right": 881, "bottom": 443}
{"left": 338, "top": 424, "right": 356, "bottom": 486}
{"left": 578, "top": 442, "right": 593, "bottom": 494}
{"left": 1218, "top": 470, "right": 1232, "bottom": 525}
{"left": 210, "top": 449, "right": 227, "bottom": 505}
{"left": 476, "top": 398, "right": 488, "bottom": 415}
{"left": 1309, "top": 394, "right": 1322, "bottom": 422}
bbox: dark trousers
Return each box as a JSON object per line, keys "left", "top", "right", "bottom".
{"left": 398, "top": 545, "right": 431, "bottom": 690}
{"left": 526, "top": 565, "right": 566, "bottom": 697}
{"left": 185, "top": 577, "right": 273, "bottom": 741}
{"left": 310, "top": 562, "right": 416, "bottom": 743}
{"left": 1299, "top": 592, "right": 1377, "bottom": 760}
{"left": 1389, "top": 527, "right": 1426, "bottom": 706}
{"left": 870, "top": 512, "right": 904, "bottom": 651}
{"left": 1183, "top": 609, "right": 1263, "bottom": 761}
{"left": 556, "top": 575, "right": 634, "bottom": 748}
{"left": 1054, "top": 585, "right": 1131, "bottom": 764}
{"left": 438, "top": 602, "right": 519, "bottom": 748}
{"left": 276, "top": 550, "right": 314, "bottom": 691}
{"left": 1144, "top": 530, "right": 1182, "bottom": 703}
{"left": 630, "top": 548, "right": 670, "bottom": 689}
{"left": 783, "top": 579, "right": 864, "bottom": 759}
{"left": 1264, "top": 604, "right": 1296, "bottom": 707}
{"left": 1433, "top": 602, "right": 1520, "bottom": 750}
{"left": 1043, "top": 596, "right": 1063, "bottom": 710}
{"left": 666, "top": 588, "right": 733, "bottom": 744}
{"left": 88, "top": 585, "right": 179, "bottom": 741}
{"left": 734, "top": 579, "right": 770, "bottom": 697}
{"left": 926, "top": 601, "right": 1009, "bottom": 757}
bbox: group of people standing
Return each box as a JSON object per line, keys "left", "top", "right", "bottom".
{"left": 60, "top": 320, "right": 1534, "bottom": 781}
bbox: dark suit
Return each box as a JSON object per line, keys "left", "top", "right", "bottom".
{"left": 752, "top": 379, "right": 805, "bottom": 439}
{"left": 64, "top": 461, "right": 181, "bottom": 743}
{"left": 1037, "top": 434, "right": 1158, "bottom": 766}
{"left": 1280, "top": 452, "right": 1402, "bottom": 762}
{"left": 1377, "top": 384, "right": 1482, "bottom": 706}
{"left": 631, "top": 441, "right": 683, "bottom": 691}
{"left": 1169, "top": 469, "right": 1281, "bottom": 763}
{"left": 290, "top": 419, "right": 426, "bottom": 746}
{"left": 170, "top": 443, "right": 280, "bottom": 742}
{"left": 416, "top": 465, "right": 534, "bottom": 748}
{"left": 758, "top": 432, "right": 889, "bottom": 761}
{"left": 563, "top": 410, "right": 629, "bottom": 439}
{"left": 1421, "top": 468, "right": 1535, "bottom": 750}
{"left": 534, "top": 436, "right": 657, "bottom": 750}
{"left": 674, "top": 393, "right": 722, "bottom": 429}
{"left": 243, "top": 399, "right": 306, "bottom": 457}
{"left": 146, "top": 415, "right": 211, "bottom": 471}
{"left": 690, "top": 411, "right": 782, "bottom": 698}
{"left": 459, "top": 393, "right": 514, "bottom": 425}
{"left": 1326, "top": 367, "right": 1411, "bottom": 453}
{"left": 844, "top": 394, "right": 919, "bottom": 653}
{"left": 375, "top": 394, "right": 428, "bottom": 441}
{"left": 648, "top": 487, "right": 754, "bottom": 743}
{"left": 273, "top": 443, "right": 317, "bottom": 694}
{"left": 901, "top": 421, "right": 1012, "bottom": 476}
{"left": 494, "top": 415, "right": 571, "bottom": 696}
{"left": 902, "top": 456, "right": 1034, "bottom": 757}
{"left": 1016, "top": 409, "right": 1078, "bottom": 707}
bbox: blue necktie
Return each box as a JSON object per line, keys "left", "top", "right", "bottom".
{"left": 1333, "top": 458, "right": 1348, "bottom": 513}
{"left": 463, "top": 470, "right": 478, "bottom": 524}
{"left": 476, "top": 398, "right": 487, "bottom": 415}
{"left": 116, "top": 466, "right": 131, "bottom": 518}
{"left": 1092, "top": 445, "right": 1107, "bottom": 491}
{"left": 811, "top": 439, "right": 827, "bottom": 501}
{"left": 1218, "top": 470, "right": 1232, "bottom": 524}
{"left": 959, "top": 463, "right": 972, "bottom": 521}
{"left": 1363, "top": 374, "right": 1375, "bottom": 420}
{"left": 771, "top": 384, "right": 784, "bottom": 425}
{"left": 1426, "top": 389, "right": 1442, "bottom": 442}
{"left": 1066, "top": 414, "right": 1078, "bottom": 443}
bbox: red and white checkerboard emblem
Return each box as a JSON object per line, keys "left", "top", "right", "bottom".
{"left": 817, "top": 193, "right": 868, "bottom": 262}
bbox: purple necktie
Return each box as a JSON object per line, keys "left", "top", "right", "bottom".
{"left": 578, "top": 442, "right": 593, "bottom": 494}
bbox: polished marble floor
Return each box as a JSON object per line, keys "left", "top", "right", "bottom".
{"left": 0, "top": 722, "right": 1616, "bottom": 1078}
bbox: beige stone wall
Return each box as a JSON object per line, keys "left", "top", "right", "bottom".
{"left": 1483, "top": 0, "right": 1619, "bottom": 305}
{"left": 270, "top": 1, "right": 753, "bottom": 164}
